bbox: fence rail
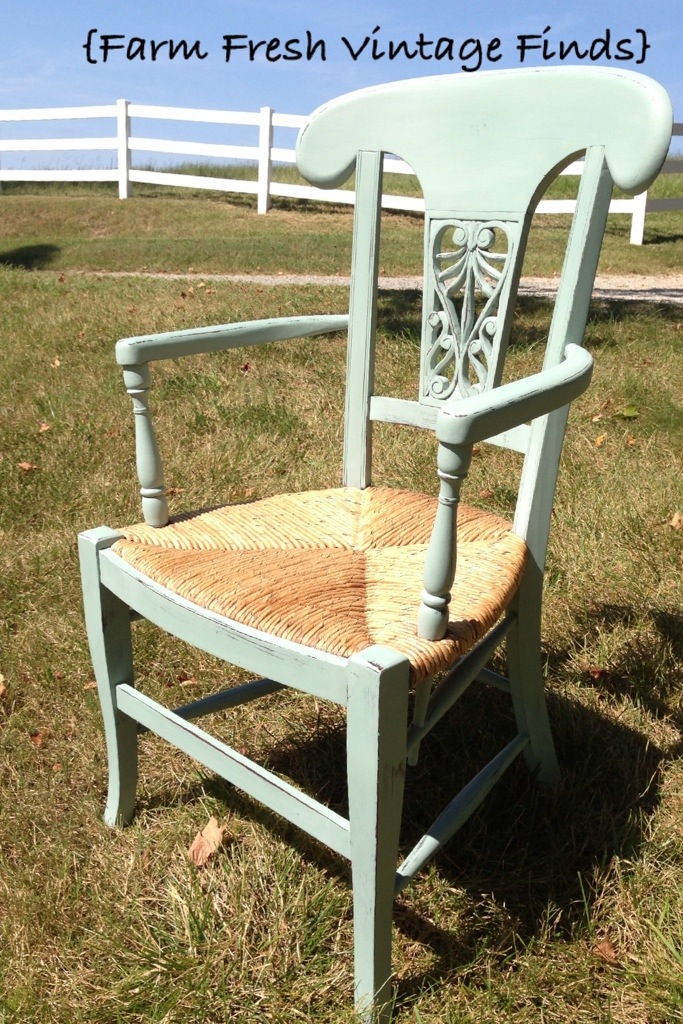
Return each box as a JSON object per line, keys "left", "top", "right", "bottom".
{"left": 0, "top": 99, "right": 680, "bottom": 244}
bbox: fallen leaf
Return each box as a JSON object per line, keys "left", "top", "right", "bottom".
{"left": 0, "top": 674, "right": 6, "bottom": 699}
{"left": 177, "top": 670, "right": 198, "bottom": 686}
{"left": 29, "top": 728, "right": 49, "bottom": 747}
{"left": 83, "top": 680, "right": 98, "bottom": 691}
{"left": 619, "top": 405, "right": 639, "bottom": 420}
{"left": 188, "top": 816, "right": 225, "bottom": 867}
{"left": 57, "top": 273, "right": 65, "bottom": 283}
{"left": 51, "top": 355, "right": 61, "bottom": 368}
{"left": 591, "top": 414, "right": 603, "bottom": 423}
{"left": 166, "top": 486, "right": 184, "bottom": 496}
{"left": 593, "top": 937, "right": 619, "bottom": 964}
{"left": 38, "top": 422, "right": 52, "bottom": 433}
{"left": 669, "top": 512, "right": 683, "bottom": 530}
{"left": 17, "top": 461, "right": 38, "bottom": 471}
{"left": 239, "top": 362, "right": 251, "bottom": 374}
{"left": 627, "top": 436, "right": 637, "bottom": 447}
{"left": 594, "top": 434, "right": 606, "bottom": 448}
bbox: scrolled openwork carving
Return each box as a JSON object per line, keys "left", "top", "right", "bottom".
{"left": 425, "top": 220, "right": 513, "bottom": 401}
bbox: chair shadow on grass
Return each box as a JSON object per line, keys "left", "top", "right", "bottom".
{"left": 136, "top": 601, "right": 683, "bottom": 1014}
{"left": 0, "top": 243, "right": 60, "bottom": 269}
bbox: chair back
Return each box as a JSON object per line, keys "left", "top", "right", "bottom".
{"left": 296, "top": 67, "right": 672, "bottom": 545}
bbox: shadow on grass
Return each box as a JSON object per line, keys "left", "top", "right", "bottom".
{"left": 132, "top": 600, "right": 682, "bottom": 1012}
{"left": 375, "top": 291, "right": 683, "bottom": 358}
{"left": 188, "top": 685, "right": 669, "bottom": 1008}
{"left": 0, "top": 243, "right": 60, "bottom": 269}
{"left": 510, "top": 296, "right": 683, "bottom": 352}
{"left": 547, "top": 602, "right": 683, "bottom": 729}
{"left": 645, "top": 232, "right": 683, "bottom": 245}
{"left": 585, "top": 297, "right": 683, "bottom": 323}
{"left": 377, "top": 288, "right": 422, "bottom": 345}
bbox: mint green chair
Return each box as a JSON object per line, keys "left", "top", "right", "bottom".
{"left": 79, "top": 68, "right": 671, "bottom": 1021}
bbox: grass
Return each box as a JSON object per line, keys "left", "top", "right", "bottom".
{"left": 1, "top": 161, "right": 682, "bottom": 276}
{"left": 0, "top": 190, "right": 682, "bottom": 1024}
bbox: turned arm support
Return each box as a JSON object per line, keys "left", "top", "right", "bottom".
{"left": 122, "top": 364, "right": 168, "bottom": 527}
{"left": 418, "top": 344, "right": 593, "bottom": 640}
{"left": 118, "top": 315, "right": 349, "bottom": 527}
{"left": 417, "top": 442, "right": 473, "bottom": 640}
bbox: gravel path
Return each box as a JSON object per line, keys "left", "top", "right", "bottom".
{"left": 84, "top": 270, "right": 683, "bottom": 303}
{"left": 521, "top": 274, "right": 683, "bottom": 304}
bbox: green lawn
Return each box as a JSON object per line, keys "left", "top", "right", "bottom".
{"left": 0, "top": 190, "right": 682, "bottom": 1024}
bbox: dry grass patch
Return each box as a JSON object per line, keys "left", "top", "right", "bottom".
{"left": 1, "top": 250, "right": 682, "bottom": 1023}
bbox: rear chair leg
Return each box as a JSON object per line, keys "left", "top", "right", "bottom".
{"left": 506, "top": 578, "right": 560, "bottom": 787}
{"left": 407, "top": 678, "right": 432, "bottom": 767}
{"left": 78, "top": 529, "right": 138, "bottom": 826}
{"left": 347, "top": 647, "right": 410, "bottom": 1022}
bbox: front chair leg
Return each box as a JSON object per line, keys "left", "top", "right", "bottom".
{"left": 347, "top": 647, "right": 410, "bottom": 1022}
{"left": 78, "top": 529, "right": 138, "bottom": 826}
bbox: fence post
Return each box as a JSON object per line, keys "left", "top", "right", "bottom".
{"left": 257, "top": 106, "right": 273, "bottom": 215}
{"left": 629, "top": 190, "right": 648, "bottom": 245}
{"left": 117, "top": 98, "right": 132, "bottom": 200}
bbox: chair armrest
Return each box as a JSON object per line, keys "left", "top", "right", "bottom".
{"left": 115, "top": 314, "right": 349, "bottom": 365}
{"left": 117, "top": 313, "right": 348, "bottom": 527}
{"left": 436, "top": 344, "right": 594, "bottom": 446}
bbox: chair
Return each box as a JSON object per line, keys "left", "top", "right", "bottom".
{"left": 78, "top": 67, "right": 671, "bottom": 1020}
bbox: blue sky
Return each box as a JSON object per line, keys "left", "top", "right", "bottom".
{"left": 1, "top": 1, "right": 680, "bottom": 165}
{"left": 2, "top": 0, "right": 680, "bottom": 114}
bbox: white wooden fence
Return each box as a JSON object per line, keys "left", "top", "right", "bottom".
{"left": 0, "top": 99, "right": 680, "bottom": 244}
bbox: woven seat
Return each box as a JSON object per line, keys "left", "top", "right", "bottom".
{"left": 113, "top": 487, "right": 526, "bottom": 682}
{"left": 78, "top": 67, "right": 672, "bottom": 1022}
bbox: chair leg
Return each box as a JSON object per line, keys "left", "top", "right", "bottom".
{"left": 506, "top": 576, "right": 560, "bottom": 787}
{"left": 407, "top": 677, "right": 432, "bottom": 767}
{"left": 78, "top": 530, "right": 138, "bottom": 826}
{"left": 347, "top": 647, "right": 410, "bottom": 1022}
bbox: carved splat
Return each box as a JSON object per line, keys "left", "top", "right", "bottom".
{"left": 423, "top": 220, "right": 517, "bottom": 402}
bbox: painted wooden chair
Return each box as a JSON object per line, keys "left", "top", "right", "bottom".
{"left": 79, "top": 67, "right": 671, "bottom": 1021}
